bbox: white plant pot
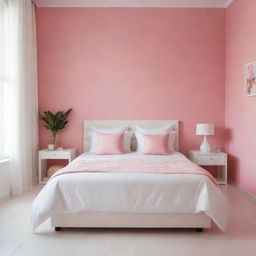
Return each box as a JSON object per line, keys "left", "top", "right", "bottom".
{"left": 48, "top": 144, "right": 55, "bottom": 151}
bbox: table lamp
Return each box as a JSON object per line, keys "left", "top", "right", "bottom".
{"left": 196, "top": 124, "right": 214, "bottom": 153}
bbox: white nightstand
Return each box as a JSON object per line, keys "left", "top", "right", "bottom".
{"left": 189, "top": 150, "right": 228, "bottom": 185}
{"left": 38, "top": 148, "right": 76, "bottom": 184}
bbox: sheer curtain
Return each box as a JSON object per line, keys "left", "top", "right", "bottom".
{"left": 1, "top": 0, "right": 38, "bottom": 195}
{"left": 0, "top": 1, "right": 7, "bottom": 160}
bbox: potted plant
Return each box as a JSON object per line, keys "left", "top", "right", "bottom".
{"left": 39, "top": 108, "right": 72, "bottom": 150}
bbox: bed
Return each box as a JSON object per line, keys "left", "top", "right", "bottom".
{"left": 32, "top": 120, "right": 227, "bottom": 232}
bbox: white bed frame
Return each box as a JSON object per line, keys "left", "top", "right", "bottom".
{"left": 51, "top": 120, "right": 211, "bottom": 231}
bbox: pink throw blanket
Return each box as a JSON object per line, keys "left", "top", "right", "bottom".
{"left": 51, "top": 159, "right": 217, "bottom": 186}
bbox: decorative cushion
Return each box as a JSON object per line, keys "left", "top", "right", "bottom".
{"left": 135, "top": 131, "right": 176, "bottom": 153}
{"left": 142, "top": 133, "right": 169, "bottom": 155}
{"left": 96, "top": 132, "right": 125, "bottom": 155}
{"left": 89, "top": 126, "right": 128, "bottom": 153}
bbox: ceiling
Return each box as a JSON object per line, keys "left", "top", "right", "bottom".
{"left": 33, "top": 0, "right": 234, "bottom": 8}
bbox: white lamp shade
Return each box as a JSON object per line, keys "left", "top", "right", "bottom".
{"left": 196, "top": 124, "right": 214, "bottom": 136}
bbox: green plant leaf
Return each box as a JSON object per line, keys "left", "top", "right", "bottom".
{"left": 39, "top": 108, "right": 73, "bottom": 136}
{"left": 63, "top": 108, "right": 72, "bottom": 119}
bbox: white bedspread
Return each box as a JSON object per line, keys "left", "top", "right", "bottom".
{"left": 32, "top": 152, "right": 227, "bottom": 231}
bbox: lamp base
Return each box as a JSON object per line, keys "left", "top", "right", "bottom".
{"left": 200, "top": 136, "right": 211, "bottom": 153}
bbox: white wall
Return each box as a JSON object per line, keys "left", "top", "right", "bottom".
{"left": 0, "top": 160, "right": 11, "bottom": 201}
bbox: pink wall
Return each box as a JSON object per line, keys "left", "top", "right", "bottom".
{"left": 37, "top": 8, "right": 225, "bottom": 155}
{"left": 225, "top": 0, "right": 256, "bottom": 195}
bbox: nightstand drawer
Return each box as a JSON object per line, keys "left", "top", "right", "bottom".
{"left": 40, "top": 151, "right": 70, "bottom": 159}
{"left": 195, "top": 155, "right": 225, "bottom": 165}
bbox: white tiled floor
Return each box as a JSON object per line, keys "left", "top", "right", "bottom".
{"left": 0, "top": 185, "right": 256, "bottom": 256}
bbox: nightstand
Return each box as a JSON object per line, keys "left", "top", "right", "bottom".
{"left": 189, "top": 150, "right": 228, "bottom": 185}
{"left": 38, "top": 148, "right": 76, "bottom": 184}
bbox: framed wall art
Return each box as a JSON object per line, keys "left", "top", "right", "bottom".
{"left": 245, "top": 61, "right": 256, "bottom": 96}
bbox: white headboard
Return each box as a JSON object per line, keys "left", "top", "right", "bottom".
{"left": 83, "top": 120, "right": 179, "bottom": 152}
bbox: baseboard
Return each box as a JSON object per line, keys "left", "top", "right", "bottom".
{"left": 229, "top": 180, "right": 256, "bottom": 202}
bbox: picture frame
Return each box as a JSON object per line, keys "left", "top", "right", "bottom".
{"left": 245, "top": 61, "right": 256, "bottom": 96}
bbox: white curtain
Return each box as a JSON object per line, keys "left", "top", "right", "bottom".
{"left": 1, "top": 0, "right": 38, "bottom": 195}
{"left": 0, "top": 1, "right": 6, "bottom": 159}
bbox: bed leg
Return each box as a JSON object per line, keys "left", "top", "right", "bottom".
{"left": 195, "top": 228, "right": 203, "bottom": 232}
{"left": 55, "top": 227, "right": 62, "bottom": 232}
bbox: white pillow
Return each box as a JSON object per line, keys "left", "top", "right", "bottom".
{"left": 89, "top": 127, "right": 132, "bottom": 153}
{"left": 134, "top": 131, "right": 144, "bottom": 152}
{"left": 93, "top": 126, "right": 128, "bottom": 133}
{"left": 135, "top": 130, "right": 177, "bottom": 153}
{"left": 135, "top": 124, "right": 173, "bottom": 152}
{"left": 136, "top": 124, "right": 172, "bottom": 134}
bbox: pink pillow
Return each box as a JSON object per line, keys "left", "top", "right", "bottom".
{"left": 96, "top": 132, "right": 124, "bottom": 155}
{"left": 142, "top": 133, "right": 169, "bottom": 155}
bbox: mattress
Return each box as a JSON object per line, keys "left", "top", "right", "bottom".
{"left": 32, "top": 152, "right": 227, "bottom": 231}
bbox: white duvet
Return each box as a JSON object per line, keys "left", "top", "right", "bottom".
{"left": 32, "top": 152, "right": 227, "bottom": 231}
